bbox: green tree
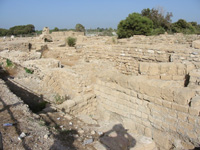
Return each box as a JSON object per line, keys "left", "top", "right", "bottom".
{"left": 9, "top": 24, "right": 35, "bottom": 35}
{"left": 54, "top": 27, "right": 59, "bottom": 31}
{"left": 75, "top": 24, "right": 85, "bottom": 32}
{"left": 117, "top": 13, "right": 153, "bottom": 38}
{"left": 141, "top": 7, "right": 173, "bottom": 30}
{"left": 171, "top": 19, "right": 196, "bottom": 34}
{"left": 189, "top": 22, "right": 200, "bottom": 34}
{"left": 0, "top": 28, "right": 8, "bottom": 36}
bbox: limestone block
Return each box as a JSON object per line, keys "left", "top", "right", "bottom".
{"left": 190, "top": 96, "right": 200, "bottom": 107}
{"left": 139, "top": 62, "right": 149, "bottom": 75}
{"left": 148, "top": 75, "right": 160, "bottom": 79}
{"left": 139, "top": 80, "right": 162, "bottom": 98}
{"left": 57, "top": 100, "right": 76, "bottom": 112}
{"left": 189, "top": 107, "right": 200, "bottom": 116}
{"left": 168, "top": 64, "right": 177, "bottom": 75}
{"left": 154, "top": 98, "right": 162, "bottom": 106}
{"left": 177, "top": 112, "right": 188, "bottom": 121}
{"left": 160, "top": 75, "right": 172, "bottom": 80}
{"left": 123, "top": 119, "right": 137, "bottom": 132}
{"left": 144, "top": 127, "right": 152, "bottom": 137}
{"left": 186, "top": 64, "right": 195, "bottom": 74}
{"left": 182, "top": 142, "right": 195, "bottom": 150}
{"left": 162, "top": 100, "right": 172, "bottom": 108}
{"left": 161, "top": 85, "right": 175, "bottom": 102}
{"left": 187, "top": 116, "right": 196, "bottom": 124}
{"left": 172, "top": 75, "right": 184, "bottom": 80}
{"left": 174, "top": 88, "right": 195, "bottom": 105}
{"left": 128, "top": 77, "right": 140, "bottom": 92}
{"left": 192, "top": 40, "right": 200, "bottom": 49}
{"left": 177, "top": 64, "right": 186, "bottom": 75}
{"left": 160, "top": 63, "right": 169, "bottom": 74}
{"left": 172, "top": 103, "right": 188, "bottom": 113}
{"left": 153, "top": 129, "right": 171, "bottom": 150}
{"left": 149, "top": 63, "right": 159, "bottom": 76}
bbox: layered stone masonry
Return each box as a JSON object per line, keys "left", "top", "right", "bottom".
{"left": 94, "top": 73, "right": 200, "bottom": 149}
{"left": 1, "top": 33, "right": 200, "bottom": 149}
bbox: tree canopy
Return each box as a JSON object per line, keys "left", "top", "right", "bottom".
{"left": 117, "top": 13, "right": 153, "bottom": 38}
{"left": 141, "top": 7, "right": 173, "bottom": 30}
{"left": 117, "top": 7, "right": 200, "bottom": 38}
{"left": 0, "top": 24, "right": 35, "bottom": 36}
{"left": 75, "top": 24, "right": 85, "bottom": 32}
{"left": 171, "top": 19, "right": 196, "bottom": 34}
{"left": 54, "top": 27, "right": 59, "bottom": 31}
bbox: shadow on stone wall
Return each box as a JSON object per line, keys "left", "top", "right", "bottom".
{"left": 100, "top": 124, "right": 136, "bottom": 150}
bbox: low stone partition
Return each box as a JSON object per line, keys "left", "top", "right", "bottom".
{"left": 189, "top": 69, "right": 200, "bottom": 87}
{"left": 94, "top": 70, "right": 200, "bottom": 149}
{"left": 139, "top": 62, "right": 195, "bottom": 81}
{"left": 51, "top": 31, "right": 84, "bottom": 37}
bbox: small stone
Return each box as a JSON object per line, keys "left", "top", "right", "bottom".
{"left": 192, "top": 52, "right": 198, "bottom": 55}
{"left": 19, "top": 132, "right": 26, "bottom": 138}
{"left": 57, "top": 117, "right": 60, "bottom": 120}
{"left": 44, "top": 134, "right": 48, "bottom": 139}
{"left": 69, "top": 122, "right": 73, "bottom": 125}
{"left": 75, "top": 134, "right": 79, "bottom": 138}
{"left": 98, "top": 131, "right": 103, "bottom": 135}
{"left": 18, "top": 137, "right": 21, "bottom": 141}
{"left": 83, "top": 138, "right": 93, "bottom": 145}
{"left": 91, "top": 130, "right": 95, "bottom": 135}
{"left": 78, "top": 129, "right": 84, "bottom": 134}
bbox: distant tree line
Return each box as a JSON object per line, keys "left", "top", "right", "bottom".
{"left": 0, "top": 24, "right": 35, "bottom": 36}
{"left": 117, "top": 7, "right": 200, "bottom": 38}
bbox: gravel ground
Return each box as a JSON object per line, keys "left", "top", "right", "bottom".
{"left": 0, "top": 78, "right": 98, "bottom": 150}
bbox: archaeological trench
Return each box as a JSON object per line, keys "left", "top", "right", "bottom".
{"left": 0, "top": 29, "right": 200, "bottom": 150}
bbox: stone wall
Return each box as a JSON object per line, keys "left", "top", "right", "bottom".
{"left": 51, "top": 31, "right": 84, "bottom": 37}
{"left": 1, "top": 34, "right": 200, "bottom": 149}
{"left": 94, "top": 71, "right": 200, "bottom": 149}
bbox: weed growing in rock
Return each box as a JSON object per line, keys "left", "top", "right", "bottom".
{"left": 54, "top": 94, "right": 65, "bottom": 104}
{"left": 112, "top": 37, "right": 117, "bottom": 44}
{"left": 66, "top": 37, "right": 77, "bottom": 47}
{"left": 24, "top": 67, "right": 34, "bottom": 74}
{"left": 6, "top": 59, "right": 13, "bottom": 67}
{"left": 38, "top": 119, "right": 46, "bottom": 126}
{"left": 54, "top": 94, "right": 70, "bottom": 105}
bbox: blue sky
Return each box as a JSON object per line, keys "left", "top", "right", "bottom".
{"left": 0, "top": 0, "right": 200, "bottom": 30}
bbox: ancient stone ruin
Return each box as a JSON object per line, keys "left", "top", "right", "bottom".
{"left": 0, "top": 30, "right": 200, "bottom": 149}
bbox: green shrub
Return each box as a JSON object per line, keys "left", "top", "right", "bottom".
{"left": 24, "top": 67, "right": 34, "bottom": 74}
{"left": 150, "top": 27, "right": 165, "bottom": 35}
{"left": 66, "top": 37, "right": 77, "bottom": 47}
{"left": 6, "top": 59, "right": 13, "bottom": 67}
{"left": 112, "top": 37, "right": 117, "bottom": 44}
{"left": 117, "top": 13, "right": 153, "bottom": 38}
{"left": 171, "top": 19, "right": 196, "bottom": 34}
